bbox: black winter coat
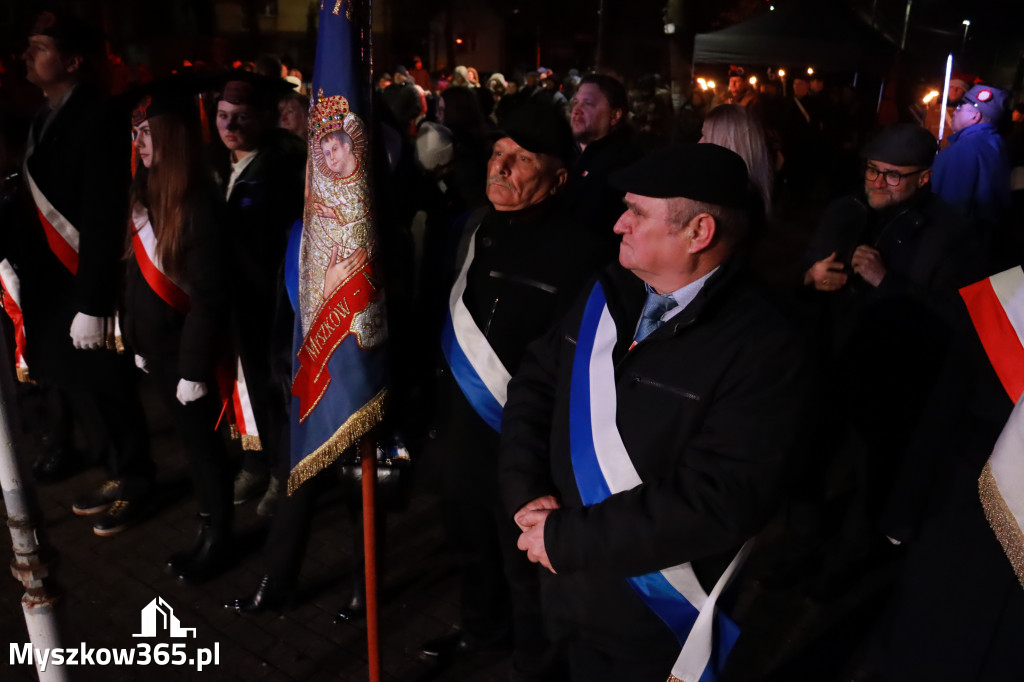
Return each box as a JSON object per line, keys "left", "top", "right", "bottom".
{"left": 561, "top": 127, "right": 642, "bottom": 256}
{"left": 121, "top": 191, "right": 227, "bottom": 383}
{"left": 874, "top": 291, "right": 1024, "bottom": 681}
{"left": 499, "top": 259, "right": 810, "bottom": 668}
{"left": 7, "top": 83, "right": 130, "bottom": 382}
{"left": 213, "top": 129, "right": 305, "bottom": 327}
{"left": 421, "top": 200, "right": 609, "bottom": 502}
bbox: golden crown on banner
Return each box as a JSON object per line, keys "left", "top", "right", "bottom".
{"left": 310, "top": 92, "right": 351, "bottom": 144}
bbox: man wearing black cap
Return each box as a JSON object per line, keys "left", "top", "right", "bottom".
{"left": 16, "top": 11, "right": 154, "bottom": 533}
{"left": 417, "top": 103, "right": 607, "bottom": 678}
{"left": 797, "top": 124, "right": 983, "bottom": 602}
{"left": 803, "top": 123, "right": 974, "bottom": 296}
{"left": 499, "top": 144, "right": 808, "bottom": 682}
{"left": 213, "top": 71, "right": 305, "bottom": 516}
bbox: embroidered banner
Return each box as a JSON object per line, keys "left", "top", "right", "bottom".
{"left": 288, "top": 0, "right": 388, "bottom": 495}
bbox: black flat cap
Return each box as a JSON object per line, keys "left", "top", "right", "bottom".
{"left": 496, "top": 102, "right": 576, "bottom": 167}
{"left": 610, "top": 143, "right": 750, "bottom": 207}
{"left": 861, "top": 123, "right": 937, "bottom": 168}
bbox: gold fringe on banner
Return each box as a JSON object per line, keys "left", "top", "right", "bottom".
{"left": 979, "top": 460, "right": 1024, "bottom": 590}
{"left": 287, "top": 387, "right": 387, "bottom": 495}
{"left": 16, "top": 367, "right": 32, "bottom": 383}
{"left": 240, "top": 434, "right": 262, "bottom": 452}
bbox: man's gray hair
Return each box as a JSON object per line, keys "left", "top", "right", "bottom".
{"left": 666, "top": 196, "right": 750, "bottom": 246}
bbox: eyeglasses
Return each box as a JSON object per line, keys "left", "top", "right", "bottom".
{"left": 865, "top": 165, "right": 925, "bottom": 187}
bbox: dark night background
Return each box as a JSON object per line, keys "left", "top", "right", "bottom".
{"left": 1, "top": 1, "right": 1021, "bottom": 91}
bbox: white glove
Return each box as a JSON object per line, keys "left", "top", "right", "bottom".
{"left": 70, "top": 313, "right": 112, "bottom": 350}
{"left": 134, "top": 354, "right": 149, "bottom": 373}
{"left": 176, "top": 379, "right": 208, "bottom": 405}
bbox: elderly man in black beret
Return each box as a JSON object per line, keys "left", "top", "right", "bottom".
{"left": 416, "top": 102, "right": 608, "bottom": 678}
{"left": 499, "top": 143, "right": 810, "bottom": 682}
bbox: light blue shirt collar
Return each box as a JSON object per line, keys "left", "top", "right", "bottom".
{"left": 645, "top": 266, "right": 720, "bottom": 323}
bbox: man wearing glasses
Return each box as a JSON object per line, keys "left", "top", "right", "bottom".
{"left": 803, "top": 123, "right": 973, "bottom": 295}
{"left": 795, "top": 124, "right": 987, "bottom": 604}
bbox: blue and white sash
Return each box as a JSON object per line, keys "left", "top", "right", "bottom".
{"left": 570, "top": 282, "right": 750, "bottom": 682}
{"left": 440, "top": 219, "right": 512, "bottom": 432}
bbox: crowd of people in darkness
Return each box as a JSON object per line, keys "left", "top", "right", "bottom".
{"left": 1, "top": 10, "right": 1023, "bottom": 682}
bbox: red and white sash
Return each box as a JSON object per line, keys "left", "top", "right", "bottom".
{"left": 130, "top": 204, "right": 190, "bottom": 314}
{"left": 0, "top": 260, "right": 30, "bottom": 382}
{"left": 23, "top": 163, "right": 80, "bottom": 275}
{"left": 231, "top": 357, "right": 261, "bottom": 451}
{"left": 960, "top": 266, "right": 1024, "bottom": 590}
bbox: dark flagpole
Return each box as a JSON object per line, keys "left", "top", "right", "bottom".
{"left": 361, "top": 439, "right": 381, "bottom": 680}
{"left": 359, "top": 1, "right": 381, "bottom": 679}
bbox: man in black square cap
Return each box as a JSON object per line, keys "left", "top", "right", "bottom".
{"left": 499, "top": 143, "right": 810, "bottom": 681}
{"left": 415, "top": 101, "right": 608, "bottom": 678}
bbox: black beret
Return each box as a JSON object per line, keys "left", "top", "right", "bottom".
{"left": 861, "top": 123, "right": 937, "bottom": 168}
{"left": 496, "top": 102, "right": 576, "bottom": 167}
{"left": 610, "top": 143, "right": 750, "bottom": 207}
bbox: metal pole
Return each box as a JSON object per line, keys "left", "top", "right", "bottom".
{"left": 900, "top": 0, "right": 913, "bottom": 51}
{"left": 360, "top": 439, "right": 380, "bottom": 682}
{"left": 876, "top": 78, "right": 886, "bottom": 114}
{"left": 595, "top": 0, "right": 606, "bottom": 70}
{"left": 0, "top": 320, "right": 67, "bottom": 680}
{"left": 938, "top": 53, "right": 953, "bottom": 141}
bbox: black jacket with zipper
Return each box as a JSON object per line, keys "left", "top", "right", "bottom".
{"left": 498, "top": 257, "right": 810, "bottom": 671}
{"left": 421, "top": 198, "right": 610, "bottom": 501}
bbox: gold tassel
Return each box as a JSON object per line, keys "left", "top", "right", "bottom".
{"left": 287, "top": 387, "right": 387, "bottom": 495}
{"left": 979, "top": 460, "right": 1024, "bottom": 590}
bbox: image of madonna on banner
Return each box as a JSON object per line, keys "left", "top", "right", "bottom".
{"left": 288, "top": 2, "right": 388, "bottom": 495}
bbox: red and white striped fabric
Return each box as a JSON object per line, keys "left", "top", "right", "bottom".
{"left": 960, "top": 266, "right": 1024, "bottom": 589}
{"left": 23, "top": 166, "right": 80, "bottom": 275}
{"left": 130, "top": 204, "right": 190, "bottom": 314}
{"left": 231, "top": 358, "right": 261, "bottom": 451}
{"left": 0, "top": 260, "right": 30, "bottom": 382}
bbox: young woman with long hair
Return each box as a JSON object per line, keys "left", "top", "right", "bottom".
{"left": 123, "top": 87, "right": 232, "bottom": 582}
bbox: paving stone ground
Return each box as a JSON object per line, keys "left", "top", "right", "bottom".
{"left": 1, "top": 378, "right": 509, "bottom": 682}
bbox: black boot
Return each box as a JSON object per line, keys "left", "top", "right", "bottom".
{"left": 165, "top": 515, "right": 209, "bottom": 574}
{"left": 224, "top": 574, "right": 287, "bottom": 613}
{"left": 175, "top": 520, "right": 232, "bottom": 583}
{"left": 333, "top": 580, "right": 366, "bottom": 622}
